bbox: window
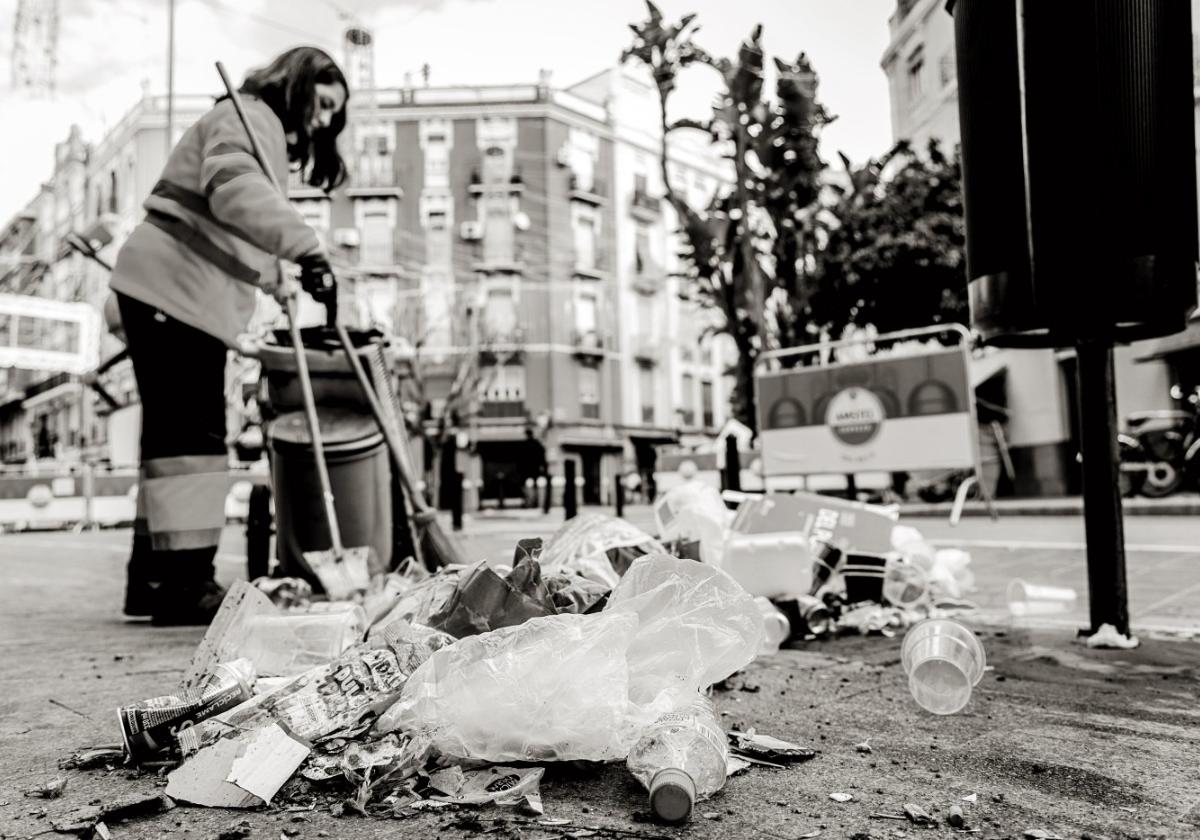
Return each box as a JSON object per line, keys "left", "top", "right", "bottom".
{"left": 636, "top": 296, "right": 653, "bottom": 340}
{"left": 108, "top": 171, "right": 119, "bottom": 214}
{"left": 639, "top": 366, "right": 656, "bottom": 424}
{"left": 634, "top": 173, "right": 648, "bottom": 196}
{"left": 358, "top": 131, "right": 393, "bottom": 186}
{"left": 483, "top": 287, "right": 518, "bottom": 338}
{"left": 425, "top": 210, "right": 451, "bottom": 266}
{"left": 939, "top": 50, "right": 956, "bottom": 88}
{"left": 575, "top": 292, "right": 598, "bottom": 335}
{"left": 701, "top": 380, "right": 714, "bottom": 428}
{"left": 635, "top": 224, "right": 651, "bottom": 275}
{"left": 360, "top": 212, "right": 393, "bottom": 265}
{"left": 906, "top": 47, "right": 924, "bottom": 101}
{"left": 679, "top": 373, "right": 696, "bottom": 426}
{"left": 579, "top": 365, "right": 600, "bottom": 419}
{"left": 482, "top": 200, "right": 514, "bottom": 264}
{"left": 574, "top": 213, "right": 597, "bottom": 270}
{"left": 482, "top": 145, "right": 509, "bottom": 185}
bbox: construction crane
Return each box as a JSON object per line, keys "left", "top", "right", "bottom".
{"left": 11, "top": 0, "right": 59, "bottom": 96}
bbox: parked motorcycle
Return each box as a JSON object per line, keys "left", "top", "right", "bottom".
{"left": 1119, "top": 385, "right": 1200, "bottom": 498}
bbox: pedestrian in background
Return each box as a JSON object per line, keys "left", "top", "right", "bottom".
{"left": 109, "top": 46, "right": 349, "bottom": 624}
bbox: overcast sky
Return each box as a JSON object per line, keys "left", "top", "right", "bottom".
{"left": 0, "top": 0, "right": 897, "bottom": 223}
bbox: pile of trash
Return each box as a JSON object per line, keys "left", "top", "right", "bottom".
{"left": 92, "top": 490, "right": 991, "bottom": 830}
{"left": 101, "top": 530, "right": 832, "bottom": 828}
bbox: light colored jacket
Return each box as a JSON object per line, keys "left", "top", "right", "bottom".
{"left": 110, "top": 95, "right": 320, "bottom": 348}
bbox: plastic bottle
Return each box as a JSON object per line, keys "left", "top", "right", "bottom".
{"left": 626, "top": 694, "right": 728, "bottom": 824}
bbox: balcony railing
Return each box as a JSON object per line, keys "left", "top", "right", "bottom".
{"left": 355, "top": 158, "right": 397, "bottom": 188}
{"left": 630, "top": 188, "right": 661, "bottom": 221}
{"left": 632, "top": 270, "right": 661, "bottom": 296}
{"left": 677, "top": 408, "right": 697, "bottom": 427}
{"left": 581, "top": 403, "right": 600, "bottom": 420}
{"left": 641, "top": 405, "right": 655, "bottom": 424}
{"left": 633, "top": 335, "right": 660, "bottom": 364}
{"left": 479, "top": 400, "right": 526, "bottom": 419}
{"left": 569, "top": 174, "right": 607, "bottom": 205}
{"left": 571, "top": 328, "right": 607, "bottom": 358}
{"left": 703, "top": 411, "right": 715, "bottom": 429}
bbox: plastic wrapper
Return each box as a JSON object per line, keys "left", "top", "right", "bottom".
{"left": 183, "top": 620, "right": 450, "bottom": 752}
{"left": 432, "top": 766, "right": 545, "bottom": 814}
{"left": 428, "top": 557, "right": 556, "bottom": 638}
{"left": 384, "top": 554, "right": 762, "bottom": 763}
{"left": 539, "top": 513, "right": 666, "bottom": 587}
{"left": 367, "top": 567, "right": 465, "bottom": 639}
{"left": 654, "top": 481, "right": 731, "bottom": 567}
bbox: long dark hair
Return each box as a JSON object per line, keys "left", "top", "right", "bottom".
{"left": 237, "top": 47, "right": 349, "bottom": 192}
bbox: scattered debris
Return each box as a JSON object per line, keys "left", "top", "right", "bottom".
{"left": 1023, "top": 831, "right": 1064, "bottom": 840}
{"left": 728, "top": 730, "right": 818, "bottom": 764}
{"left": 49, "top": 697, "right": 92, "bottom": 718}
{"left": 60, "top": 746, "right": 126, "bottom": 770}
{"left": 829, "top": 792, "right": 854, "bottom": 803}
{"left": 25, "top": 775, "right": 67, "bottom": 799}
{"left": 961, "top": 793, "right": 977, "bottom": 803}
{"left": 903, "top": 803, "right": 938, "bottom": 828}
{"left": 854, "top": 740, "right": 873, "bottom": 754}
{"left": 51, "top": 792, "right": 175, "bottom": 834}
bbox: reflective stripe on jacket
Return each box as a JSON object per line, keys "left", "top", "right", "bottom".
{"left": 140, "top": 454, "right": 230, "bottom": 551}
{"left": 109, "top": 96, "right": 320, "bottom": 349}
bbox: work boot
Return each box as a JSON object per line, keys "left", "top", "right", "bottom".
{"left": 122, "top": 533, "right": 160, "bottom": 618}
{"left": 151, "top": 549, "right": 227, "bottom": 627}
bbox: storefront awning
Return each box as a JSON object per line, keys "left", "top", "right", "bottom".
{"left": 1134, "top": 320, "right": 1200, "bottom": 362}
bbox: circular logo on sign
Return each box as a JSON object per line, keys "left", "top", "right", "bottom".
{"left": 826, "top": 387, "right": 885, "bottom": 446}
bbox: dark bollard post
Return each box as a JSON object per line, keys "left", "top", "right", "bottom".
{"left": 542, "top": 472, "right": 552, "bottom": 513}
{"left": 497, "top": 471, "right": 506, "bottom": 510}
{"left": 615, "top": 474, "right": 625, "bottom": 519}
{"left": 845, "top": 474, "right": 858, "bottom": 502}
{"left": 563, "top": 459, "right": 578, "bottom": 520}
{"left": 1076, "top": 342, "right": 1130, "bottom": 636}
{"left": 723, "top": 435, "right": 741, "bottom": 492}
{"left": 450, "top": 470, "right": 464, "bottom": 532}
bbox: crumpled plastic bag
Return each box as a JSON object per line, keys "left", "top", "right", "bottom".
{"left": 654, "top": 481, "right": 732, "bottom": 567}
{"left": 380, "top": 611, "right": 640, "bottom": 761}
{"left": 380, "top": 553, "right": 762, "bottom": 763}
{"left": 605, "top": 553, "right": 764, "bottom": 708}
{"left": 427, "top": 558, "right": 556, "bottom": 638}
{"left": 539, "top": 513, "right": 666, "bottom": 587}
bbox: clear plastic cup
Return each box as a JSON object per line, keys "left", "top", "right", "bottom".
{"left": 754, "top": 597, "right": 791, "bottom": 656}
{"left": 1007, "top": 580, "right": 1078, "bottom": 617}
{"left": 238, "top": 605, "right": 366, "bottom": 677}
{"left": 901, "top": 618, "right": 986, "bottom": 715}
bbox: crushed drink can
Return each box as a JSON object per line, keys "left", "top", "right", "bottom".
{"left": 117, "top": 658, "right": 256, "bottom": 764}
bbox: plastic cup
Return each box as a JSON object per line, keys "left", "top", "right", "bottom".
{"left": 901, "top": 618, "right": 986, "bottom": 715}
{"left": 754, "top": 597, "right": 791, "bottom": 656}
{"left": 1007, "top": 580, "right": 1078, "bottom": 617}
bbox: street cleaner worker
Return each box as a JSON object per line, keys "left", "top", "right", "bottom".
{"left": 109, "top": 47, "right": 349, "bottom": 624}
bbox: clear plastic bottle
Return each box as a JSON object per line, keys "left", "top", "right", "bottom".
{"left": 626, "top": 694, "right": 728, "bottom": 824}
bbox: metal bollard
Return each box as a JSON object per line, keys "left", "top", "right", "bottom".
{"left": 615, "top": 474, "right": 625, "bottom": 518}
{"left": 563, "top": 460, "right": 577, "bottom": 520}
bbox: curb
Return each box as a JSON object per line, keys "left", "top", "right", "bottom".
{"left": 899, "top": 496, "right": 1200, "bottom": 518}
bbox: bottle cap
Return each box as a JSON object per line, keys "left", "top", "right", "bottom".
{"left": 648, "top": 767, "right": 697, "bottom": 824}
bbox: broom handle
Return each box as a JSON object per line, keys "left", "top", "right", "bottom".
{"left": 215, "top": 61, "right": 344, "bottom": 553}
{"left": 333, "top": 322, "right": 433, "bottom": 516}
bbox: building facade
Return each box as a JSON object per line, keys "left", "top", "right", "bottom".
{"left": 0, "top": 65, "right": 735, "bottom": 509}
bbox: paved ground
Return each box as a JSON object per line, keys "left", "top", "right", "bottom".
{"left": 1, "top": 512, "right": 1199, "bottom": 840}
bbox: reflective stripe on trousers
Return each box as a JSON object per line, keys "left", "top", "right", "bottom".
{"left": 141, "top": 454, "right": 229, "bottom": 550}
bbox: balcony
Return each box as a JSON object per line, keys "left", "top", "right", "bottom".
{"left": 572, "top": 253, "right": 607, "bottom": 281}
{"left": 630, "top": 188, "right": 661, "bottom": 222}
{"left": 568, "top": 174, "right": 607, "bottom": 206}
{"left": 631, "top": 270, "right": 662, "bottom": 296}
{"left": 347, "top": 158, "right": 402, "bottom": 198}
{"left": 479, "top": 400, "right": 527, "bottom": 419}
{"left": 469, "top": 169, "right": 524, "bottom": 197}
{"left": 287, "top": 169, "right": 327, "bottom": 201}
{"left": 640, "top": 405, "right": 655, "bottom": 424}
{"left": 581, "top": 402, "right": 600, "bottom": 420}
{"left": 571, "top": 328, "right": 607, "bottom": 359}
{"left": 632, "top": 335, "right": 661, "bottom": 365}
{"left": 480, "top": 326, "right": 526, "bottom": 360}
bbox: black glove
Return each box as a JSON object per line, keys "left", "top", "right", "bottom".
{"left": 296, "top": 252, "right": 336, "bottom": 304}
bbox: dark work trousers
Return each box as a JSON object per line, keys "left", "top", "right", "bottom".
{"left": 118, "top": 293, "right": 228, "bottom": 612}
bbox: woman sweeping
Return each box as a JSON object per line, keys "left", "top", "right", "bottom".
{"left": 110, "top": 46, "right": 349, "bottom": 624}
